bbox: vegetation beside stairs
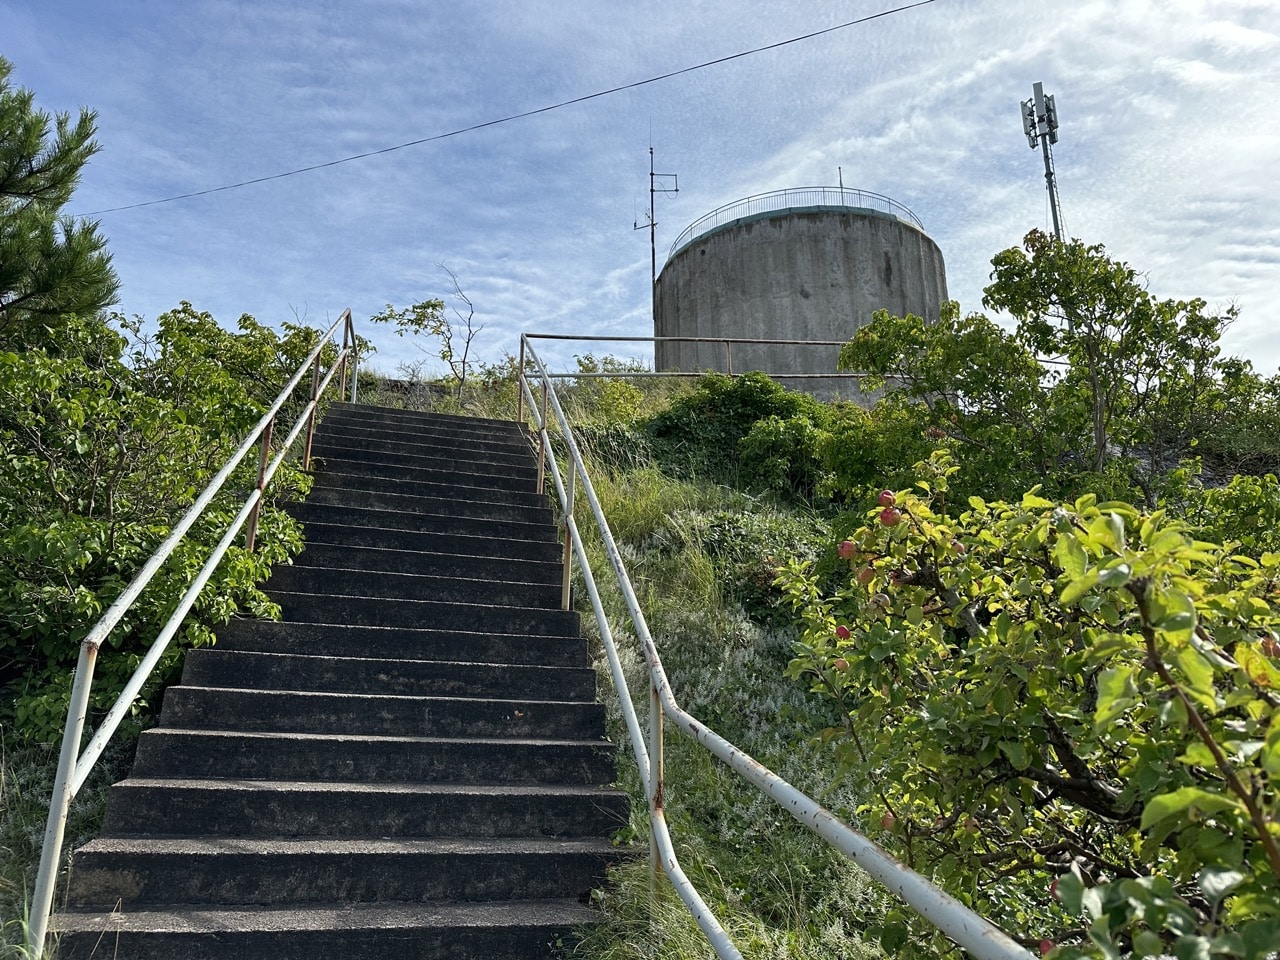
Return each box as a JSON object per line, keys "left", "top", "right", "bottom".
{"left": 51, "top": 402, "right": 630, "bottom": 959}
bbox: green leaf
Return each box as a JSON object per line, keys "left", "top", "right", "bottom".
{"left": 1055, "top": 534, "right": 1088, "bottom": 579}
{"left": 1061, "top": 569, "right": 1100, "bottom": 606}
{"left": 998, "top": 740, "right": 1030, "bottom": 770}
{"left": 1175, "top": 646, "right": 1217, "bottom": 702}
{"left": 1095, "top": 666, "right": 1136, "bottom": 727}
{"left": 1197, "top": 867, "right": 1245, "bottom": 904}
{"left": 1140, "top": 787, "right": 1244, "bottom": 830}
{"left": 1132, "top": 931, "right": 1163, "bottom": 958}
{"left": 1096, "top": 561, "right": 1132, "bottom": 589}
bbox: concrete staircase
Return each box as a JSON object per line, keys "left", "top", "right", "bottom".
{"left": 54, "top": 403, "right": 628, "bottom": 959}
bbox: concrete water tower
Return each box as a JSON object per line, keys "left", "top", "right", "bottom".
{"left": 653, "top": 186, "right": 948, "bottom": 399}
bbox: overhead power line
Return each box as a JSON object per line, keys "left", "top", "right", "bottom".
{"left": 81, "top": 0, "right": 940, "bottom": 216}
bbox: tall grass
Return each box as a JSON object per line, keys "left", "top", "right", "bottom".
{"left": 0, "top": 729, "right": 135, "bottom": 957}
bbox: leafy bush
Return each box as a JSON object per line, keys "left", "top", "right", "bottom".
{"left": 0, "top": 307, "right": 320, "bottom": 743}
{"left": 781, "top": 452, "right": 1280, "bottom": 957}
{"left": 644, "top": 372, "right": 832, "bottom": 500}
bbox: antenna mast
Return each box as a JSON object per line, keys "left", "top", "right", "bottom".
{"left": 1020, "top": 81, "right": 1063, "bottom": 240}
{"left": 634, "top": 145, "right": 678, "bottom": 319}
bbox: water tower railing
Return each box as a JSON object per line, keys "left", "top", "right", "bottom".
{"left": 667, "top": 186, "right": 925, "bottom": 260}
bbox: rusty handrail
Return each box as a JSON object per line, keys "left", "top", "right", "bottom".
{"left": 27, "top": 309, "right": 357, "bottom": 959}
{"left": 517, "top": 333, "right": 1033, "bottom": 960}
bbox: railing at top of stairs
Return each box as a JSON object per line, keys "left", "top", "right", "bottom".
{"left": 25, "top": 309, "right": 359, "bottom": 959}
{"left": 516, "top": 332, "right": 1035, "bottom": 960}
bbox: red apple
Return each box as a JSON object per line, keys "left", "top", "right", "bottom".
{"left": 877, "top": 489, "right": 897, "bottom": 508}
{"left": 1039, "top": 940, "right": 1055, "bottom": 957}
{"left": 833, "top": 658, "right": 849, "bottom": 673}
{"left": 879, "top": 506, "right": 902, "bottom": 527}
{"left": 950, "top": 539, "right": 967, "bottom": 555}
{"left": 880, "top": 812, "right": 896, "bottom": 830}
{"left": 871, "top": 593, "right": 891, "bottom": 609}
{"left": 838, "top": 539, "right": 856, "bottom": 560}
{"left": 835, "top": 624, "right": 851, "bottom": 640}
{"left": 856, "top": 565, "right": 874, "bottom": 585}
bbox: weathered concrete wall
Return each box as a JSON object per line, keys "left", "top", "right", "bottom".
{"left": 654, "top": 207, "right": 948, "bottom": 401}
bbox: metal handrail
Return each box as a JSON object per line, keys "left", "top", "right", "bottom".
{"left": 516, "top": 333, "right": 1033, "bottom": 960}
{"left": 667, "top": 186, "right": 925, "bottom": 260}
{"left": 26, "top": 309, "right": 358, "bottom": 958}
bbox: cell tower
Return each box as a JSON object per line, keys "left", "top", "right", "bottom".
{"left": 1020, "top": 81, "right": 1063, "bottom": 240}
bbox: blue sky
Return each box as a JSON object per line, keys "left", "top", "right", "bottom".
{"left": 5, "top": 0, "right": 1279, "bottom": 377}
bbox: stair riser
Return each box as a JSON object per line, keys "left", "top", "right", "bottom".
{"left": 313, "top": 432, "right": 535, "bottom": 469}
{"left": 53, "top": 923, "right": 587, "bottom": 960}
{"left": 312, "top": 469, "right": 549, "bottom": 508}
{"left": 320, "top": 408, "right": 531, "bottom": 444}
{"left": 103, "top": 786, "right": 629, "bottom": 839}
{"left": 324, "top": 402, "right": 528, "bottom": 429}
{"left": 305, "top": 486, "right": 552, "bottom": 526}
{"left": 160, "top": 689, "right": 606, "bottom": 739}
{"left": 309, "top": 455, "right": 537, "bottom": 493}
{"left": 213, "top": 621, "right": 586, "bottom": 667}
{"left": 316, "top": 420, "right": 534, "bottom": 457}
{"left": 310, "top": 439, "right": 538, "bottom": 485}
{"left": 293, "top": 541, "right": 564, "bottom": 581}
{"left": 66, "top": 850, "right": 621, "bottom": 906}
{"left": 181, "top": 650, "right": 596, "bottom": 700}
{"left": 131, "top": 732, "right": 617, "bottom": 784}
{"left": 268, "top": 591, "right": 579, "bottom": 636}
{"left": 287, "top": 502, "right": 558, "bottom": 544}
{"left": 266, "top": 566, "right": 562, "bottom": 609}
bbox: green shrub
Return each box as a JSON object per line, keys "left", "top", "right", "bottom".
{"left": 781, "top": 452, "right": 1280, "bottom": 957}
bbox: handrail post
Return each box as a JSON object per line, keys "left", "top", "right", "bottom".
{"left": 302, "top": 352, "right": 323, "bottom": 472}
{"left": 561, "top": 461, "right": 575, "bottom": 611}
{"left": 244, "top": 416, "right": 274, "bottom": 552}
{"left": 516, "top": 337, "right": 526, "bottom": 424}
{"left": 27, "top": 640, "right": 98, "bottom": 959}
{"left": 724, "top": 340, "right": 733, "bottom": 376}
{"left": 536, "top": 380, "right": 549, "bottom": 496}
{"left": 339, "top": 317, "right": 351, "bottom": 401}
{"left": 649, "top": 674, "right": 665, "bottom": 908}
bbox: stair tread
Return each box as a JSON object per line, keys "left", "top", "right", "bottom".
{"left": 78, "top": 836, "right": 621, "bottom": 856}
{"left": 139, "top": 728, "right": 609, "bottom": 748}
{"left": 191, "top": 649, "right": 589, "bottom": 675}
{"left": 112, "top": 778, "right": 622, "bottom": 797}
{"left": 54, "top": 898, "right": 595, "bottom": 933}
{"left": 171, "top": 684, "right": 598, "bottom": 708}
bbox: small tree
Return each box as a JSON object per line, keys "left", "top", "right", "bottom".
{"left": 370, "top": 264, "right": 483, "bottom": 399}
{"left": 0, "top": 56, "right": 118, "bottom": 347}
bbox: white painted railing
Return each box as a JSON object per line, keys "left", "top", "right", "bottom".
{"left": 26, "top": 310, "right": 358, "bottom": 959}
{"left": 516, "top": 332, "right": 1034, "bottom": 960}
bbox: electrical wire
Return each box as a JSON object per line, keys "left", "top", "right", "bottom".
{"left": 79, "top": 0, "right": 940, "bottom": 216}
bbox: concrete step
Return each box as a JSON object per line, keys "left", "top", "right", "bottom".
{"left": 103, "top": 779, "right": 628, "bottom": 839}
{"left": 66, "top": 836, "right": 625, "bottom": 906}
{"left": 212, "top": 620, "right": 587, "bottom": 668}
{"left": 131, "top": 729, "right": 617, "bottom": 784}
{"left": 292, "top": 539, "right": 564, "bottom": 580}
{"left": 54, "top": 899, "right": 596, "bottom": 960}
{"left": 312, "top": 430, "right": 536, "bottom": 469}
{"left": 304, "top": 485, "right": 553, "bottom": 526}
{"left": 287, "top": 501, "right": 559, "bottom": 544}
{"left": 181, "top": 649, "right": 596, "bottom": 700}
{"left": 308, "top": 454, "right": 538, "bottom": 493}
{"left": 311, "top": 468, "right": 548, "bottom": 509}
{"left": 266, "top": 565, "right": 562, "bottom": 609}
{"left": 324, "top": 403, "right": 530, "bottom": 440}
{"left": 267, "top": 589, "right": 579, "bottom": 636}
{"left": 160, "top": 687, "right": 606, "bottom": 739}
{"left": 309, "top": 438, "right": 538, "bottom": 486}
{"left": 316, "top": 420, "right": 535, "bottom": 458}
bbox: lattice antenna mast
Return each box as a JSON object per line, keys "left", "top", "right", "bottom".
{"left": 1021, "top": 81, "right": 1063, "bottom": 240}
{"left": 634, "top": 145, "right": 678, "bottom": 318}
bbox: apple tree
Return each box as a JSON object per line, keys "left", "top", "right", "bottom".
{"left": 780, "top": 452, "right": 1280, "bottom": 958}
